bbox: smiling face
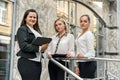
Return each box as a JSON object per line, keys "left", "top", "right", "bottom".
{"left": 54, "top": 19, "right": 66, "bottom": 34}
{"left": 80, "top": 15, "right": 90, "bottom": 31}
{"left": 25, "top": 12, "right": 37, "bottom": 27}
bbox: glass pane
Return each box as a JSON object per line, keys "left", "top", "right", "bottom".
{"left": 0, "top": 9, "right": 1, "bottom": 23}
{"left": 2, "top": 10, "right": 6, "bottom": 23}
{"left": 0, "top": 1, "right": 7, "bottom": 24}
{"left": 0, "top": 1, "right": 7, "bottom": 8}
{"left": 0, "top": 44, "right": 9, "bottom": 80}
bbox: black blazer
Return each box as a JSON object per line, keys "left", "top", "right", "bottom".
{"left": 16, "top": 25, "right": 39, "bottom": 59}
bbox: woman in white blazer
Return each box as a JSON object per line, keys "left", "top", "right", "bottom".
{"left": 47, "top": 18, "right": 75, "bottom": 80}
{"left": 75, "top": 14, "right": 97, "bottom": 79}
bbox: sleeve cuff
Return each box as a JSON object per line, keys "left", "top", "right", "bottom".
{"left": 39, "top": 46, "right": 41, "bottom": 52}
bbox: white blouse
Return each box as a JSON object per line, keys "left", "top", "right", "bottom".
{"left": 27, "top": 24, "right": 42, "bottom": 62}
{"left": 75, "top": 31, "right": 95, "bottom": 62}
{"left": 47, "top": 33, "right": 75, "bottom": 57}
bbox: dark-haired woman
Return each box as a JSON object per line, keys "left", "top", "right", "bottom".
{"left": 75, "top": 14, "right": 97, "bottom": 79}
{"left": 16, "top": 9, "right": 48, "bottom": 80}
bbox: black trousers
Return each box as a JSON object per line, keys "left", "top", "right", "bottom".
{"left": 48, "top": 60, "right": 68, "bottom": 80}
{"left": 78, "top": 61, "right": 97, "bottom": 78}
{"left": 17, "top": 57, "right": 42, "bottom": 80}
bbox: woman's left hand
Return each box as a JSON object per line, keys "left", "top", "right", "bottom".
{"left": 75, "top": 66, "right": 80, "bottom": 75}
{"left": 66, "top": 53, "right": 72, "bottom": 58}
{"left": 76, "top": 54, "right": 84, "bottom": 58}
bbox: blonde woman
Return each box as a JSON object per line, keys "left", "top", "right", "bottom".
{"left": 47, "top": 18, "right": 75, "bottom": 80}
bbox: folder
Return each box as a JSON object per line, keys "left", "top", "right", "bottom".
{"left": 32, "top": 37, "right": 52, "bottom": 46}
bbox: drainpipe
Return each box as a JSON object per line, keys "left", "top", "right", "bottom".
{"left": 9, "top": 0, "right": 17, "bottom": 80}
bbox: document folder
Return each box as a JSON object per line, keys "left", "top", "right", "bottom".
{"left": 32, "top": 37, "right": 52, "bottom": 46}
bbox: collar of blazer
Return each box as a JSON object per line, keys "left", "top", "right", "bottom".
{"left": 23, "top": 25, "right": 33, "bottom": 34}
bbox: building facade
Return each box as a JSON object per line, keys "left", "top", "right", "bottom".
{"left": 0, "top": 0, "right": 13, "bottom": 80}
{"left": 0, "top": 0, "right": 119, "bottom": 80}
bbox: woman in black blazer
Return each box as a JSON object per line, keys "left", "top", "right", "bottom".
{"left": 16, "top": 9, "right": 48, "bottom": 80}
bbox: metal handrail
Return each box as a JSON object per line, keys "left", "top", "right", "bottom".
{"left": 50, "top": 58, "right": 83, "bottom": 80}
{"left": 54, "top": 57, "right": 120, "bottom": 80}
{"left": 55, "top": 57, "right": 120, "bottom": 62}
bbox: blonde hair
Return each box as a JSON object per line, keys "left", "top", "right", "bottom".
{"left": 54, "top": 18, "right": 68, "bottom": 32}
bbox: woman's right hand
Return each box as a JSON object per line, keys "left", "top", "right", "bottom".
{"left": 75, "top": 66, "right": 80, "bottom": 76}
{"left": 41, "top": 43, "right": 48, "bottom": 53}
{"left": 48, "top": 53, "right": 54, "bottom": 58}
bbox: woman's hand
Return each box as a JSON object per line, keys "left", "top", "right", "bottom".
{"left": 76, "top": 54, "right": 84, "bottom": 58}
{"left": 41, "top": 43, "right": 48, "bottom": 53}
{"left": 75, "top": 66, "right": 80, "bottom": 75}
{"left": 48, "top": 53, "right": 54, "bottom": 58}
{"left": 66, "top": 52, "right": 72, "bottom": 58}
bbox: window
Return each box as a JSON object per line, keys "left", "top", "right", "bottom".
{"left": 0, "top": 44, "right": 8, "bottom": 80}
{"left": 0, "top": 1, "right": 7, "bottom": 24}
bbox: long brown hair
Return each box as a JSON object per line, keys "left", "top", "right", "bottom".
{"left": 20, "top": 9, "right": 42, "bottom": 34}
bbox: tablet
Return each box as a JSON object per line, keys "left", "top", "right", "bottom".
{"left": 52, "top": 54, "right": 66, "bottom": 58}
{"left": 32, "top": 37, "right": 52, "bottom": 46}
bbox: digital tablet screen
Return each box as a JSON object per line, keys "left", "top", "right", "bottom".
{"left": 32, "top": 37, "right": 52, "bottom": 46}
{"left": 52, "top": 54, "right": 66, "bottom": 58}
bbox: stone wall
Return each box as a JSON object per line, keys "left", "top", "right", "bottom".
{"left": 13, "top": 0, "right": 57, "bottom": 80}
{"left": 103, "top": 0, "right": 118, "bottom": 52}
{"left": 103, "top": 0, "right": 120, "bottom": 79}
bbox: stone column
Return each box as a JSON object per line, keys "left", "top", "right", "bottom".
{"left": 117, "top": 0, "right": 120, "bottom": 54}
{"left": 103, "top": 0, "right": 118, "bottom": 53}
{"left": 103, "top": 0, "right": 120, "bottom": 79}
